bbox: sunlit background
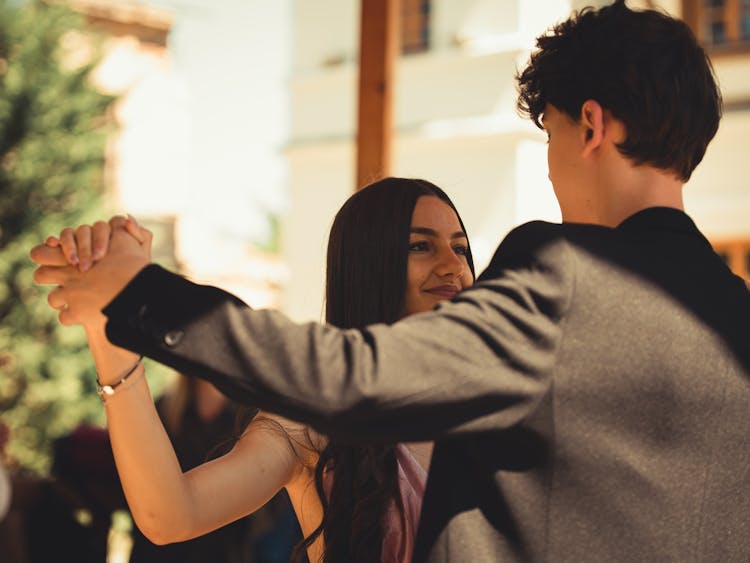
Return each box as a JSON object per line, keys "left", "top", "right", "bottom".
{"left": 0, "top": 0, "right": 748, "bottom": 560}
{"left": 71, "top": 0, "right": 750, "bottom": 321}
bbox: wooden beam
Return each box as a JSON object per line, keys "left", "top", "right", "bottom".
{"left": 356, "top": 0, "right": 399, "bottom": 190}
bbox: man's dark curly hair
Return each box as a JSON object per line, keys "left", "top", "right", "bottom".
{"left": 516, "top": 0, "right": 722, "bottom": 182}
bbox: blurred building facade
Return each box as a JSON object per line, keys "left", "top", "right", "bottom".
{"left": 73, "top": 0, "right": 749, "bottom": 323}
{"left": 284, "top": 0, "right": 750, "bottom": 321}
{"left": 72, "top": 0, "right": 292, "bottom": 310}
{"left": 678, "top": 0, "right": 750, "bottom": 281}
{"left": 69, "top": 0, "right": 183, "bottom": 269}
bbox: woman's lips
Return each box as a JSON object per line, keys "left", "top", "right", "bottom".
{"left": 424, "top": 285, "right": 458, "bottom": 298}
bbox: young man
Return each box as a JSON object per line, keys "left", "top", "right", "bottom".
{"left": 32, "top": 1, "right": 750, "bottom": 561}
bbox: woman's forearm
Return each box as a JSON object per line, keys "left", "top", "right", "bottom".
{"left": 87, "top": 325, "right": 306, "bottom": 545}
{"left": 31, "top": 223, "right": 304, "bottom": 542}
{"left": 86, "top": 328, "right": 198, "bottom": 543}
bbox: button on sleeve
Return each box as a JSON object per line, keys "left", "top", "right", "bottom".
{"left": 164, "top": 330, "right": 184, "bottom": 347}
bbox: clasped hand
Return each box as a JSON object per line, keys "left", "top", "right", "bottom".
{"left": 30, "top": 215, "right": 152, "bottom": 328}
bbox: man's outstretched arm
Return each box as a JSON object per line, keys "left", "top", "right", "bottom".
{"left": 100, "top": 224, "right": 574, "bottom": 444}
{"left": 33, "top": 219, "right": 573, "bottom": 444}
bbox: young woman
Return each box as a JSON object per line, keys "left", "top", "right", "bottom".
{"left": 35, "top": 177, "right": 475, "bottom": 563}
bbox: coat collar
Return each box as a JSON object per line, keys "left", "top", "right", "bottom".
{"left": 616, "top": 207, "right": 701, "bottom": 238}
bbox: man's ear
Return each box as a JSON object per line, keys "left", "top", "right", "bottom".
{"left": 580, "top": 99, "right": 604, "bottom": 157}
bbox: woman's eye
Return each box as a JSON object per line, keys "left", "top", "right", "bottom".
{"left": 453, "top": 244, "right": 468, "bottom": 256}
{"left": 409, "top": 241, "right": 429, "bottom": 252}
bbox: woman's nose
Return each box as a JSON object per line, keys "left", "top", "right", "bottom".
{"left": 434, "top": 245, "right": 465, "bottom": 278}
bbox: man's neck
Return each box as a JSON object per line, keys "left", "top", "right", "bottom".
{"left": 563, "top": 164, "right": 685, "bottom": 227}
{"left": 602, "top": 173, "right": 684, "bottom": 227}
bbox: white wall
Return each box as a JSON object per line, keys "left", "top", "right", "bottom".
{"left": 283, "top": 0, "right": 569, "bottom": 321}
{"left": 667, "top": 3, "right": 750, "bottom": 239}
{"left": 110, "top": 0, "right": 294, "bottom": 306}
{"left": 685, "top": 109, "right": 750, "bottom": 238}
{"left": 167, "top": 0, "right": 292, "bottom": 265}
{"left": 282, "top": 141, "right": 355, "bottom": 321}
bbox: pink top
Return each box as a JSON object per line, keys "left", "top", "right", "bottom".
{"left": 382, "top": 444, "right": 428, "bottom": 562}
{"left": 323, "top": 444, "right": 427, "bottom": 562}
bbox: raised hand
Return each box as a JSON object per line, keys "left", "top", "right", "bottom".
{"left": 31, "top": 215, "right": 153, "bottom": 328}
{"left": 39, "top": 214, "right": 148, "bottom": 272}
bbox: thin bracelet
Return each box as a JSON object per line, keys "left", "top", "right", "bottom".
{"left": 96, "top": 355, "right": 144, "bottom": 401}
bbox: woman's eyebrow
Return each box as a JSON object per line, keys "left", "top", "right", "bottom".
{"left": 410, "top": 227, "right": 467, "bottom": 239}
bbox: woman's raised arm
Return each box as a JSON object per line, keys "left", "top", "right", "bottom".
{"left": 30, "top": 218, "right": 317, "bottom": 547}
{"left": 95, "top": 344, "right": 306, "bottom": 544}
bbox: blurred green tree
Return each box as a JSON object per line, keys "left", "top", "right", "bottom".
{"left": 0, "top": 0, "right": 115, "bottom": 473}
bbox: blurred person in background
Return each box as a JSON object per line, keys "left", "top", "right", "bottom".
{"left": 0, "top": 421, "right": 10, "bottom": 522}
{"left": 0, "top": 420, "right": 107, "bottom": 563}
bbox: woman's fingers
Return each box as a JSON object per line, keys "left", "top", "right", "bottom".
{"left": 47, "top": 287, "right": 67, "bottom": 311}
{"left": 109, "top": 215, "right": 128, "bottom": 230}
{"left": 33, "top": 264, "right": 77, "bottom": 286}
{"left": 30, "top": 244, "right": 69, "bottom": 267}
{"left": 75, "top": 224, "right": 93, "bottom": 272}
{"left": 125, "top": 215, "right": 154, "bottom": 259}
{"left": 116, "top": 215, "right": 153, "bottom": 259}
{"left": 124, "top": 215, "right": 146, "bottom": 244}
{"left": 37, "top": 215, "right": 144, "bottom": 272}
{"left": 57, "top": 224, "right": 94, "bottom": 271}
{"left": 48, "top": 286, "right": 77, "bottom": 325}
{"left": 59, "top": 227, "right": 78, "bottom": 266}
{"left": 55, "top": 221, "right": 110, "bottom": 271}
{"left": 91, "top": 220, "right": 111, "bottom": 261}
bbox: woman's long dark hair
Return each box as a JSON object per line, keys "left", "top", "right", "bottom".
{"left": 292, "top": 177, "right": 474, "bottom": 562}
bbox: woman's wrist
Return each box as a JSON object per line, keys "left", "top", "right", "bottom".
{"left": 85, "top": 324, "right": 141, "bottom": 386}
{"left": 97, "top": 355, "right": 143, "bottom": 402}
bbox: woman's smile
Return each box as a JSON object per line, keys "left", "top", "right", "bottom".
{"left": 423, "top": 284, "right": 459, "bottom": 299}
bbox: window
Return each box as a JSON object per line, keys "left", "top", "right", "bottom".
{"left": 401, "top": 0, "right": 430, "bottom": 54}
{"left": 683, "top": 0, "right": 750, "bottom": 52}
{"left": 712, "top": 239, "right": 750, "bottom": 279}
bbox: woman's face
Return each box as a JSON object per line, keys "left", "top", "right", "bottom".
{"left": 403, "top": 196, "right": 473, "bottom": 317}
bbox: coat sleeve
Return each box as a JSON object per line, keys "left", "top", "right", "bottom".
{"left": 103, "top": 222, "right": 575, "bottom": 443}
